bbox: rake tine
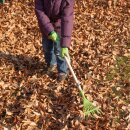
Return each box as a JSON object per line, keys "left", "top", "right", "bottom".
{"left": 64, "top": 55, "right": 100, "bottom": 117}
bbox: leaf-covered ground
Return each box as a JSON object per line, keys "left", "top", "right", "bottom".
{"left": 0, "top": 0, "right": 130, "bottom": 129}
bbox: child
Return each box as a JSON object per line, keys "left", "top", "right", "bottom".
{"left": 35, "top": 0, "right": 74, "bottom": 81}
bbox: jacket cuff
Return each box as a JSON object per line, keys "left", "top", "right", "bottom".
{"left": 44, "top": 23, "right": 54, "bottom": 36}
{"left": 48, "top": 31, "right": 55, "bottom": 36}
{"left": 61, "top": 37, "right": 71, "bottom": 48}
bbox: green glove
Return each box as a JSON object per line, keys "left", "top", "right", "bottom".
{"left": 61, "top": 48, "right": 69, "bottom": 58}
{"left": 48, "top": 31, "right": 60, "bottom": 43}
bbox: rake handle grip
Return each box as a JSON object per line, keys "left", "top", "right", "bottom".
{"left": 65, "top": 56, "right": 83, "bottom": 92}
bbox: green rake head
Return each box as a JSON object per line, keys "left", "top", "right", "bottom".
{"left": 80, "top": 90, "right": 101, "bottom": 117}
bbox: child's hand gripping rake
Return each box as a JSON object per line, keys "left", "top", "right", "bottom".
{"left": 64, "top": 55, "right": 101, "bottom": 117}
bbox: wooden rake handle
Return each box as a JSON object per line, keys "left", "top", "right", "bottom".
{"left": 64, "top": 56, "right": 83, "bottom": 92}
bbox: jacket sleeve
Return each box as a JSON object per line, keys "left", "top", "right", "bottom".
{"left": 35, "top": 0, "right": 54, "bottom": 36}
{"left": 61, "top": 0, "right": 74, "bottom": 48}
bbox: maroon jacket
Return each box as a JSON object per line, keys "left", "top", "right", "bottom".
{"left": 35, "top": 0, "right": 74, "bottom": 47}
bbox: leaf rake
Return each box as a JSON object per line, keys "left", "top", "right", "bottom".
{"left": 65, "top": 56, "right": 101, "bottom": 117}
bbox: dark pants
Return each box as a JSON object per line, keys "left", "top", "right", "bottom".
{"left": 42, "top": 37, "right": 68, "bottom": 74}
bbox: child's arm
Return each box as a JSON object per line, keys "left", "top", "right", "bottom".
{"left": 61, "top": 0, "right": 74, "bottom": 48}
{"left": 35, "top": 0, "right": 54, "bottom": 36}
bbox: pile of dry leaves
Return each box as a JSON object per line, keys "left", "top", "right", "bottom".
{"left": 0, "top": 0, "right": 130, "bottom": 129}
